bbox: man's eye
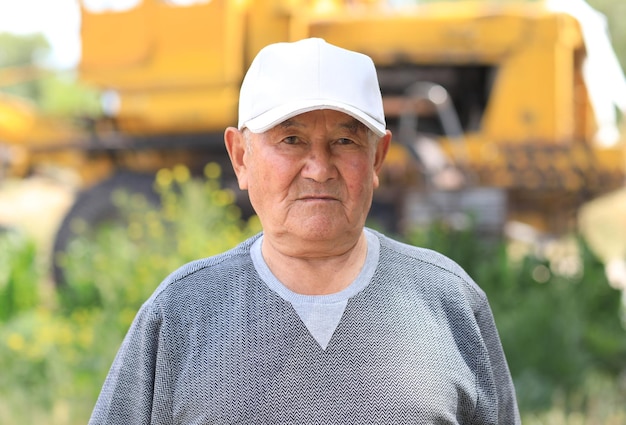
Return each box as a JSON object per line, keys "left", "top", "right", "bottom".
{"left": 282, "top": 136, "right": 299, "bottom": 145}
{"left": 336, "top": 138, "right": 355, "bottom": 145}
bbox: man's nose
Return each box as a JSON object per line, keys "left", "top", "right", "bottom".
{"left": 301, "top": 146, "right": 338, "bottom": 182}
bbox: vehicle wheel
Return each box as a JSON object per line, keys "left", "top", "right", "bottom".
{"left": 52, "top": 171, "right": 160, "bottom": 286}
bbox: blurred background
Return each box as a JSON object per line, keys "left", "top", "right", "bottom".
{"left": 1, "top": 0, "right": 625, "bottom": 423}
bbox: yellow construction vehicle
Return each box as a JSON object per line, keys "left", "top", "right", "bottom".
{"left": 1, "top": 0, "right": 625, "bottom": 282}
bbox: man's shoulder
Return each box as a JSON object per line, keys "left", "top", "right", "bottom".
{"left": 371, "top": 229, "right": 485, "bottom": 300}
{"left": 373, "top": 230, "right": 466, "bottom": 273}
{"left": 147, "top": 233, "right": 261, "bottom": 304}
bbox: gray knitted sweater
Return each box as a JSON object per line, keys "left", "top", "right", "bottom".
{"left": 89, "top": 230, "right": 520, "bottom": 424}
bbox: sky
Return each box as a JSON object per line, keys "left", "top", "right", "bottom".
{"left": 0, "top": 0, "right": 82, "bottom": 69}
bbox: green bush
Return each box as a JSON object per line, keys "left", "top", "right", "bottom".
{"left": 0, "top": 229, "right": 39, "bottom": 323}
{"left": 57, "top": 163, "right": 260, "bottom": 318}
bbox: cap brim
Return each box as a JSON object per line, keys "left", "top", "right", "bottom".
{"left": 242, "top": 99, "right": 386, "bottom": 137}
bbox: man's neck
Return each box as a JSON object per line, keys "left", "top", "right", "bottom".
{"left": 261, "top": 231, "right": 368, "bottom": 295}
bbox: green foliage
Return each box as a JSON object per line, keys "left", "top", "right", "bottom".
{"left": 0, "top": 32, "right": 49, "bottom": 100}
{"left": 589, "top": 0, "right": 626, "bottom": 71}
{"left": 58, "top": 163, "right": 260, "bottom": 318}
{"left": 0, "top": 32, "right": 101, "bottom": 117}
{"left": 0, "top": 230, "right": 39, "bottom": 322}
{"left": 37, "top": 72, "right": 101, "bottom": 117}
{"left": 0, "top": 309, "right": 101, "bottom": 423}
{"left": 0, "top": 33, "right": 49, "bottom": 67}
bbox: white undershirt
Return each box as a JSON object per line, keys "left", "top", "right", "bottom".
{"left": 251, "top": 229, "right": 380, "bottom": 349}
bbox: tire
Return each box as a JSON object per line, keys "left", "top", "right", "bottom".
{"left": 52, "top": 171, "right": 160, "bottom": 286}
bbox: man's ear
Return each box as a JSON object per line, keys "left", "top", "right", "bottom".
{"left": 373, "top": 130, "right": 392, "bottom": 189}
{"left": 224, "top": 127, "right": 249, "bottom": 190}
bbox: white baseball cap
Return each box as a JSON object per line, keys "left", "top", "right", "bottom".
{"left": 238, "top": 38, "right": 386, "bottom": 137}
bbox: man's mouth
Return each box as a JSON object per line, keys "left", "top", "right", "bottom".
{"left": 299, "top": 195, "right": 338, "bottom": 201}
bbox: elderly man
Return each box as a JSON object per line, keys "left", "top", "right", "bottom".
{"left": 89, "top": 38, "right": 520, "bottom": 424}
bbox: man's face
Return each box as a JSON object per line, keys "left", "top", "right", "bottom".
{"left": 226, "top": 109, "right": 390, "bottom": 253}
